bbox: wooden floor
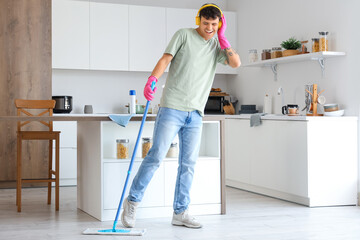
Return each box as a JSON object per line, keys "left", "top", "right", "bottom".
{"left": 1, "top": 186, "right": 360, "bottom": 240}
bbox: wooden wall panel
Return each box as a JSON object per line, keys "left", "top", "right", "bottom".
{"left": 0, "top": 0, "right": 51, "bottom": 188}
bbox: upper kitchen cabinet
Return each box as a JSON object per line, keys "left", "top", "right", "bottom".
{"left": 52, "top": 0, "right": 90, "bottom": 69}
{"left": 129, "top": 6, "right": 166, "bottom": 72}
{"left": 166, "top": 8, "right": 197, "bottom": 42}
{"left": 216, "top": 11, "right": 237, "bottom": 74}
{"left": 89, "top": 2, "right": 128, "bottom": 71}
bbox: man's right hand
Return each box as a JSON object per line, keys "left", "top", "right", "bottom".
{"left": 144, "top": 76, "right": 158, "bottom": 101}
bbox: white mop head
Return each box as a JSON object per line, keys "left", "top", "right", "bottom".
{"left": 83, "top": 228, "right": 146, "bottom": 236}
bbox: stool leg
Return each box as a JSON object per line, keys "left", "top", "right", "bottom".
{"left": 55, "top": 136, "right": 60, "bottom": 211}
{"left": 17, "top": 136, "right": 22, "bottom": 212}
{"left": 48, "top": 139, "right": 53, "bottom": 205}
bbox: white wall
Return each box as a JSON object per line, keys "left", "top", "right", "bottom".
{"left": 227, "top": 0, "right": 360, "bottom": 201}
{"left": 52, "top": 0, "right": 230, "bottom": 114}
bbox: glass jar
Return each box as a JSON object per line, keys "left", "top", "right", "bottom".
{"left": 311, "top": 38, "right": 320, "bottom": 52}
{"left": 271, "top": 47, "right": 282, "bottom": 59}
{"left": 248, "top": 49, "right": 258, "bottom": 63}
{"left": 142, "top": 137, "right": 152, "bottom": 158}
{"left": 261, "top": 49, "right": 271, "bottom": 60}
{"left": 116, "top": 139, "right": 129, "bottom": 159}
{"left": 166, "top": 142, "right": 178, "bottom": 158}
{"left": 319, "top": 32, "right": 329, "bottom": 51}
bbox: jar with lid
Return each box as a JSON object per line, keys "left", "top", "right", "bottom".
{"left": 261, "top": 49, "right": 271, "bottom": 60}
{"left": 248, "top": 49, "right": 258, "bottom": 63}
{"left": 116, "top": 139, "right": 129, "bottom": 159}
{"left": 319, "top": 32, "right": 329, "bottom": 51}
{"left": 311, "top": 38, "right": 320, "bottom": 52}
{"left": 166, "top": 142, "right": 178, "bottom": 158}
{"left": 142, "top": 137, "right": 152, "bottom": 158}
{"left": 271, "top": 47, "right": 282, "bottom": 59}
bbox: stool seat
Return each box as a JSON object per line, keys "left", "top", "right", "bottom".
{"left": 15, "top": 99, "right": 61, "bottom": 212}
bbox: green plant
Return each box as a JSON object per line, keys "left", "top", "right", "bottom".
{"left": 280, "top": 37, "right": 301, "bottom": 50}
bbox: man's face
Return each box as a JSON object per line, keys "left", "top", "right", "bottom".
{"left": 197, "top": 16, "right": 220, "bottom": 40}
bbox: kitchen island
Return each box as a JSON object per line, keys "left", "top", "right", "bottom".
{"left": 0, "top": 114, "right": 226, "bottom": 221}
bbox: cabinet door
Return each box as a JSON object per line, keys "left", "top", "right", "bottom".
{"left": 129, "top": 6, "right": 166, "bottom": 72}
{"left": 166, "top": 8, "right": 197, "bottom": 44}
{"left": 52, "top": 0, "right": 89, "bottom": 69}
{"left": 103, "top": 161, "right": 164, "bottom": 209}
{"left": 90, "top": 1, "right": 128, "bottom": 70}
{"left": 164, "top": 159, "right": 221, "bottom": 206}
{"left": 216, "top": 11, "right": 237, "bottom": 74}
{"left": 224, "top": 119, "right": 251, "bottom": 185}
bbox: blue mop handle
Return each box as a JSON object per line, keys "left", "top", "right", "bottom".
{"left": 112, "top": 81, "right": 156, "bottom": 231}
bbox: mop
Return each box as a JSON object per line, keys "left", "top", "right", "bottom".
{"left": 83, "top": 81, "right": 156, "bottom": 236}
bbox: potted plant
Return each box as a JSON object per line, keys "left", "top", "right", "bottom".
{"left": 280, "top": 37, "right": 301, "bottom": 56}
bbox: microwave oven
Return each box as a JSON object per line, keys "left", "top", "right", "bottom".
{"left": 204, "top": 96, "right": 224, "bottom": 114}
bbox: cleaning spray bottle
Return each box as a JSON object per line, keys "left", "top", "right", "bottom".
{"left": 129, "top": 90, "right": 136, "bottom": 114}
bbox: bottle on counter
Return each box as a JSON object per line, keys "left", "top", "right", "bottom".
{"left": 142, "top": 137, "right": 152, "bottom": 158}
{"left": 263, "top": 94, "right": 272, "bottom": 114}
{"left": 117, "top": 139, "right": 129, "bottom": 159}
{"left": 129, "top": 90, "right": 136, "bottom": 114}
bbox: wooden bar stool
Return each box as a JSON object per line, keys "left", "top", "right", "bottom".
{"left": 15, "top": 99, "right": 60, "bottom": 212}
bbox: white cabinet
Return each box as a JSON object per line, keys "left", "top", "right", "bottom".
{"left": 225, "top": 117, "right": 358, "bottom": 207}
{"left": 129, "top": 6, "right": 166, "bottom": 72}
{"left": 166, "top": 8, "right": 197, "bottom": 42}
{"left": 52, "top": 3, "right": 237, "bottom": 74}
{"left": 216, "top": 11, "right": 237, "bottom": 74}
{"left": 89, "top": 2, "right": 129, "bottom": 70}
{"left": 77, "top": 119, "right": 222, "bottom": 221}
{"left": 53, "top": 121, "right": 77, "bottom": 186}
{"left": 52, "top": 0, "right": 89, "bottom": 69}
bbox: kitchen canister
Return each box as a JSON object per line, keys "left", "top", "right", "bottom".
{"left": 248, "top": 49, "right": 258, "bottom": 63}
{"left": 166, "top": 142, "right": 178, "bottom": 158}
{"left": 319, "top": 31, "right": 329, "bottom": 51}
{"left": 116, "top": 139, "right": 129, "bottom": 159}
{"left": 142, "top": 137, "right": 152, "bottom": 158}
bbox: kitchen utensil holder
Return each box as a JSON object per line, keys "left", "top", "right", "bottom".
{"left": 306, "top": 83, "right": 324, "bottom": 116}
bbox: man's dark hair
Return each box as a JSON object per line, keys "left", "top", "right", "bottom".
{"left": 199, "top": 4, "right": 221, "bottom": 20}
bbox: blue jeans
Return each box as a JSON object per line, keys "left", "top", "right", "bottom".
{"left": 128, "top": 107, "right": 203, "bottom": 214}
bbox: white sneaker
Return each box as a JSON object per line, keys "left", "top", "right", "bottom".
{"left": 121, "top": 198, "right": 139, "bottom": 228}
{"left": 171, "top": 209, "right": 203, "bottom": 228}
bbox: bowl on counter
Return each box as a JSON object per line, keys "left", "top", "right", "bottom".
{"left": 324, "top": 109, "right": 345, "bottom": 117}
{"left": 323, "top": 103, "right": 339, "bottom": 112}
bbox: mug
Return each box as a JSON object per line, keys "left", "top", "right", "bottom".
{"left": 282, "top": 104, "right": 299, "bottom": 115}
{"left": 84, "top": 105, "right": 93, "bottom": 114}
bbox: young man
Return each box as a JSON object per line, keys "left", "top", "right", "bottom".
{"left": 121, "top": 4, "right": 241, "bottom": 229}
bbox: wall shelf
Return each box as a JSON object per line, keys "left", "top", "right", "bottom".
{"left": 241, "top": 51, "right": 346, "bottom": 80}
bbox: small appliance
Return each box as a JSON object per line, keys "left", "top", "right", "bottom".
{"left": 205, "top": 96, "right": 224, "bottom": 114}
{"left": 52, "top": 96, "right": 73, "bottom": 113}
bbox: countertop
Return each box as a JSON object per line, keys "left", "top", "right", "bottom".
{"left": 224, "top": 114, "right": 358, "bottom": 121}
{"left": 0, "top": 113, "right": 356, "bottom": 122}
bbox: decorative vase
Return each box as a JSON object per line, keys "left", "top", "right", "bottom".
{"left": 282, "top": 49, "right": 299, "bottom": 57}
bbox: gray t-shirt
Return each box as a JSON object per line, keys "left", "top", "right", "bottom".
{"left": 160, "top": 28, "right": 227, "bottom": 116}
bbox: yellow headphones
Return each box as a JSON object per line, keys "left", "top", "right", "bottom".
{"left": 195, "top": 4, "right": 223, "bottom": 29}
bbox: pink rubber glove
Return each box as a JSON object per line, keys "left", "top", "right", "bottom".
{"left": 217, "top": 15, "right": 230, "bottom": 50}
{"left": 144, "top": 76, "right": 158, "bottom": 101}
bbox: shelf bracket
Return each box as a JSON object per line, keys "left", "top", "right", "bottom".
{"left": 318, "top": 58, "right": 325, "bottom": 78}
{"left": 271, "top": 64, "right": 278, "bottom": 81}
